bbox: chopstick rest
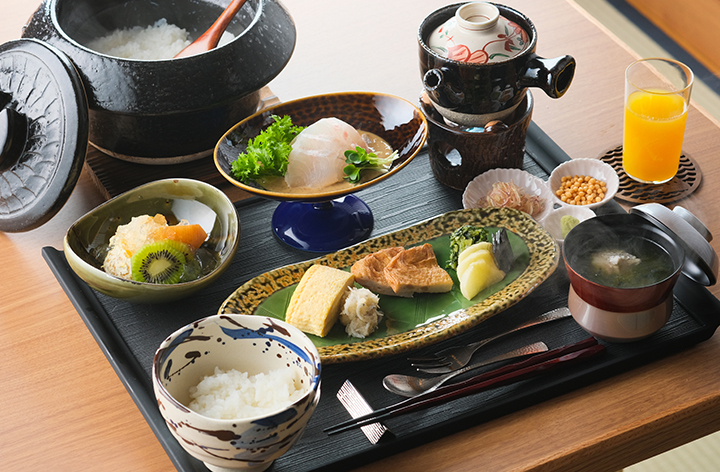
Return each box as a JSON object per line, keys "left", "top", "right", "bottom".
{"left": 336, "top": 380, "right": 392, "bottom": 444}
{"left": 325, "top": 337, "right": 604, "bottom": 435}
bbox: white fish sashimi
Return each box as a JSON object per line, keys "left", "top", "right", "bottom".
{"left": 285, "top": 117, "right": 367, "bottom": 188}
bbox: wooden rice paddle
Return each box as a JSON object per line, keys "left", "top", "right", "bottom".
{"left": 174, "top": 0, "right": 249, "bottom": 58}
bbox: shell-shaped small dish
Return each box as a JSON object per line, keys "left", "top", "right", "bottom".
{"left": 548, "top": 158, "right": 619, "bottom": 209}
{"left": 462, "top": 168, "right": 554, "bottom": 221}
{"left": 540, "top": 205, "right": 596, "bottom": 245}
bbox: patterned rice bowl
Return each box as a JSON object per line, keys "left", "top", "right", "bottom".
{"left": 152, "top": 314, "right": 321, "bottom": 472}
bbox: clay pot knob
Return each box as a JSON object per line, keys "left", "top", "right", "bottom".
{"left": 427, "top": 1, "right": 529, "bottom": 64}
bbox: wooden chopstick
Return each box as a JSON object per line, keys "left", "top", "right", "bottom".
{"left": 325, "top": 337, "right": 604, "bottom": 435}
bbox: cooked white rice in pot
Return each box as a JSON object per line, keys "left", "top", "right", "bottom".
{"left": 86, "top": 18, "right": 235, "bottom": 60}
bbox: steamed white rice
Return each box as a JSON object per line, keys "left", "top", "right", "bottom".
{"left": 87, "top": 18, "right": 235, "bottom": 60}
{"left": 188, "top": 367, "right": 308, "bottom": 419}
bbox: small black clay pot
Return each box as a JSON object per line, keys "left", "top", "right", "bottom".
{"left": 421, "top": 90, "right": 533, "bottom": 190}
{"left": 418, "top": 2, "right": 575, "bottom": 125}
{"left": 22, "top": 0, "right": 295, "bottom": 163}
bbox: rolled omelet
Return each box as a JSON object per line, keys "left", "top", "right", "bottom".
{"left": 285, "top": 264, "right": 355, "bottom": 337}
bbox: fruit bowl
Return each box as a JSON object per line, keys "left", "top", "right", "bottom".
{"left": 63, "top": 178, "right": 240, "bottom": 304}
{"left": 214, "top": 91, "right": 428, "bottom": 252}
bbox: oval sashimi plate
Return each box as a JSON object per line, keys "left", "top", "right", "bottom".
{"left": 219, "top": 207, "right": 559, "bottom": 363}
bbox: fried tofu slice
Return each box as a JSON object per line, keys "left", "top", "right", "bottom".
{"left": 285, "top": 264, "right": 355, "bottom": 337}
{"left": 351, "top": 247, "right": 405, "bottom": 296}
{"left": 383, "top": 243, "right": 453, "bottom": 296}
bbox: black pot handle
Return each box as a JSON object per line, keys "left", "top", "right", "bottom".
{"left": 0, "top": 94, "right": 28, "bottom": 166}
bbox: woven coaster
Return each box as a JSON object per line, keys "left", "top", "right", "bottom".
{"left": 599, "top": 145, "right": 701, "bottom": 204}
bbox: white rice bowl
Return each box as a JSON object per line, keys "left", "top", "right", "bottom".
{"left": 152, "top": 314, "right": 321, "bottom": 471}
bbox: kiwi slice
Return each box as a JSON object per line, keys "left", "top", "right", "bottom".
{"left": 131, "top": 240, "right": 187, "bottom": 284}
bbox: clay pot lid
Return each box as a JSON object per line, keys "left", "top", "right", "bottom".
{"left": 0, "top": 39, "right": 88, "bottom": 232}
{"left": 427, "top": 2, "right": 530, "bottom": 64}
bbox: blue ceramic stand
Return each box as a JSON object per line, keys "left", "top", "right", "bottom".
{"left": 271, "top": 195, "right": 374, "bottom": 252}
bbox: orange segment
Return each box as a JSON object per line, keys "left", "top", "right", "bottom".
{"left": 151, "top": 224, "right": 208, "bottom": 250}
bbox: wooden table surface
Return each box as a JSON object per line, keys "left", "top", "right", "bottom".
{"left": 2, "top": 1, "right": 720, "bottom": 471}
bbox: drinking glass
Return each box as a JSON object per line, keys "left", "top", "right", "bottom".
{"left": 622, "top": 58, "right": 693, "bottom": 184}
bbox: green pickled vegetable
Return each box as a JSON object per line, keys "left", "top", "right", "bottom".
{"left": 446, "top": 225, "right": 490, "bottom": 270}
{"left": 343, "top": 146, "right": 399, "bottom": 183}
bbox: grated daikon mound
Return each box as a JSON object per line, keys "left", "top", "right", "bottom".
{"left": 339, "top": 287, "right": 383, "bottom": 338}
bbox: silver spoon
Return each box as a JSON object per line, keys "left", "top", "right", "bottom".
{"left": 383, "top": 342, "right": 548, "bottom": 397}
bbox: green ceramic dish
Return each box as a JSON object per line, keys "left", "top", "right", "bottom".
{"left": 219, "top": 207, "right": 559, "bottom": 363}
{"left": 63, "top": 178, "right": 240, "bottom": 304}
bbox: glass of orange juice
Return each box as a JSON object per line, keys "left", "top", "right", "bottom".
{"left": 623, "top": 58, "right": 693, "bottom": 184}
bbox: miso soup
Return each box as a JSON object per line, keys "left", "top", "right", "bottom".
{"left": 575, "top": 238, "right": 675, "bottom": 288}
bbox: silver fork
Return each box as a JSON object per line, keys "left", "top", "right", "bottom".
{"left": 384, "top": 342, "right": 548, "bottom": 397}
{"left": 408, "top": 307, "right": 571, "bottom": 374}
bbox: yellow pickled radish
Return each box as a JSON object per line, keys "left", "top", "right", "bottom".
{"left": 457, "top": 242, "right": 493, "bottom": 275}
{"left": 456, "top": 242, "right": 506, "bottom": 300}
{"left": 459, "top": 259, "right": 506, "bottom": 300}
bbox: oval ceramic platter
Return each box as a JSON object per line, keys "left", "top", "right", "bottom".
{"left": 219, "top": 207, "right": 559, "bottom": 363}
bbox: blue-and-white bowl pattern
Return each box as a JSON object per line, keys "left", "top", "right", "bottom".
{"left": 152, "top": 314, "right": 321, "bottom": 471}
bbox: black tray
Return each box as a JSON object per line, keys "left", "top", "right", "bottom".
{"left": 43, "top": 123, "right": 720, "bottom": 471}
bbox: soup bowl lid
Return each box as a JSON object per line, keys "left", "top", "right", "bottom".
{"left": 630, "top": 203, "right": 717, "bottom": 286}
{"left": 425, "top": 2, "right": 530, "bottom": 64}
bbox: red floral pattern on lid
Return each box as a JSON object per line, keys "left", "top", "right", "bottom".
{"left": 428, "top": 3, "right": 529, "bottom": 64}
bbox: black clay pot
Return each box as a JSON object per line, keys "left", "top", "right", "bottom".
{"left": 418, "top": 2, "right": 575, "bottom": 125}
{"left": 22, "top": 0, "right": 295, "bottom": 163}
